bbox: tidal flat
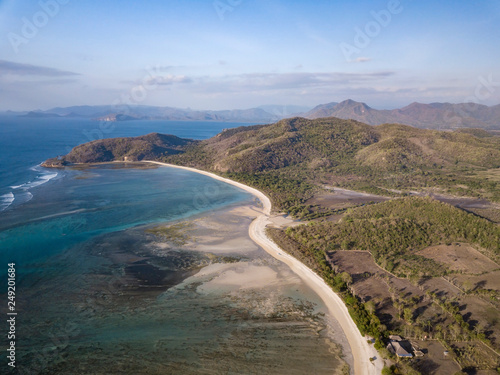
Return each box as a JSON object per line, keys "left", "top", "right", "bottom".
{"left": 13, "top": 200, "right": 351, "bottom": 374}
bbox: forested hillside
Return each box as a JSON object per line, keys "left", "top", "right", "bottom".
{"left": 44, "top": 116, "right": 500, "bottom": 373}
{"left": 165, "top": 117, "right": 500, "bottom": 208}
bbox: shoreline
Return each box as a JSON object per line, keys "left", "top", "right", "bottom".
{"left": 146, "top": 161, "right": 384, "bottom": 374}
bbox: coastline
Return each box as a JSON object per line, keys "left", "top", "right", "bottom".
{"left": 146, "top": 161, "right": 384, "bottom": 375}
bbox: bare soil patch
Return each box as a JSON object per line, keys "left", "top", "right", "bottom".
{"left": 412, "top": 192, "right": 495, "bottom": 210}
{"left": 411, "top": 340, "right": 461, "bottom": 375}
{"left": 418, "top": 277, "right": 461, "bottom": 299}
{"left": 453, "top": 270, "right": 500, "bottom": 293}
{"left": 451, "top": 341, "right": 500, "bottom": 371}
{"left": 417, "top": 243, "right": 499, "bottom": 274}
{"left": 327, "top": 251, "right": 435, "bottom": 330}
{"left": 456, "top": 295, "right": 500, "bottom": 348}
{"left": 307, "top": 187, "right": 389, "bottom": 210}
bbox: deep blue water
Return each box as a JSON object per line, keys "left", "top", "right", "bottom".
{"left": 0, "top": 116, "right": 248, "bottom": 211}
{"left": 0, "top": 116, "right": 253, "bottom": 266}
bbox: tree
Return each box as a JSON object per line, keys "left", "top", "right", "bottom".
{"left": 404, "top": 308, "right": 414, "bottom": 324}
{"left": 462, "top": 280, "right": 474, "bottom": 293}
{"left": 365, "top": 300, "right": 376, "bottom": 314}
{"left": 340, "top": 272, "right": 353, "bottom": 287}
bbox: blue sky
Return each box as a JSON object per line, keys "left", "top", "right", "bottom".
{"left": 1, "top": 0, "right": 499, "bottom": 111}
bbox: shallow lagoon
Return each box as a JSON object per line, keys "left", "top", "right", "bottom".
{"left": 0, "top": 163, "right": 350, "bottom": 374}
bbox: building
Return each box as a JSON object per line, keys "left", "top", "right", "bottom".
{"left": 387, "top": 338, "right": 414, "bottom": 358}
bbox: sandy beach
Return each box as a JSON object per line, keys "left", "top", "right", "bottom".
{"left": 146, "top": 161, "right": 384, "bottom": 375}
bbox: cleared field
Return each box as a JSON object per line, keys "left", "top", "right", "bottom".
{"left": 417, "top": 243, "right": 499, "bottom": 274}
{"left": 419, "top": 277, "right": 461, "bottom": 299}
{"left": 451, "top": 341, "right": 500, "bottom": 372}
{"left": 457, "top": 295, "right": 500, "bottom": 348}
{"left": 412, "top": 340, "right": 461, "bottom": 375}
{"left": 453, "top": 270, "right": 500, "bottom": 292}
{"left": 327, "top": 251, "right": 394, "bottom": 302}
{"left": 286, "top": 190, "right": 500, "bottom": 373}
{"left": 327, "top": 251, "right": 442, "bottom": 331}
{"left": 306, "top": 187, "right": 389, "bottom": 210}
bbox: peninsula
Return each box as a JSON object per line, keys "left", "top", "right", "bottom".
{"left": 43, "top": 117, "right": 500, "bottom": 374}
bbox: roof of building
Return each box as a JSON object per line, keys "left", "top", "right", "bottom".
{"left": 389, "top": 335, "right": 403, "bottom": 341}
{"left": 389, "top": 341, "right": 413, "bottom": 358}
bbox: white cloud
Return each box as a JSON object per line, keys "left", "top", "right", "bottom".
{"left": 0, "top": 60, "right": 79, "bottom": 77}
{"left": 188, "top": 71, "right": 395, "bottom": 94}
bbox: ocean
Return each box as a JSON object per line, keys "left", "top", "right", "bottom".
{"left": 0, "top": 116, "right": 348, "bottom": 374}
{"left": 0, "top": 116, "right": 247, "bottom": 213}
{"left": 0, "top": 116, "right": 253, "bottom": 265}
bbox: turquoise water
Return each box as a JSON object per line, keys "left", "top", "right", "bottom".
{"left": 0, "top": 118, "right": 258, "bottom": 372}
{"left": 0, "top": 116, "right": 249, "bottom": 212}
{"left": 0, "top": 116, "right": 253, "bottom": 282}
{"left": 0, "top": 164, "right": 250, "bottom": 267}
{"left": 0, "top": 118, "right": 346, "bottom": 374}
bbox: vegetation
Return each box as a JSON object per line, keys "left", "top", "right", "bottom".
{"left": 44, "top": 116, "right": 500, "bottom": 373}
{"left": 42, "top": 133, "right": 195, "bottom": 166}
{"left": 272, "top": 197, "right": 500, "bottom": 373}
{"left": 223, "top": 171, "right": 317, "bottom": 210}
{"left": 44, "top": 117, "right": 500, "bottom": 205}
{"left": 145, "top": 222, "right": 193, "bottom": 246}
{"left": 165, "top": 117, "right": 500, "bottom": 206}
{"left": 268, "top": 227, "right": 384, "bottom": 340}
{"left": 286, "top": 197, "right": 500, "bottom": 277}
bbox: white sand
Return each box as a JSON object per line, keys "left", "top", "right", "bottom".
{"left": 198, "top": 263, "right": 281, "bottom": 294}
{"left": 146, "top": 161, "right": 384, "bottom": 375}
{"left": 193, "top": 236, "right": 258, "bottom": 254}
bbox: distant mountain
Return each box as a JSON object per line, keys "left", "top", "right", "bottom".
{"left": 13, "top": 100, "right": 500, "bottom": 128}
{"left": 305, "top": 100, "right": 391, "bottom": 125}
{"left": 47, "top": 105, "right": 117, "bottom": 117}
{"left": 0, "top": 110, "right": 27, "bottom": 116}
{"left": 40, "top": 105, "right": 283, "bottom": 123}
{"left": 198, "top": 108, "right": 282, "bottom": 122}
{"left": 20, "top": 111, "right": 62, "bottom": 118}
{"left": 304, "top": 100, "right": 500, "bottom": 129}
{"left": 93, "top": 113, "right": 144, "bottom": 122}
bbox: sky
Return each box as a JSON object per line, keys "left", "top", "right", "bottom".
{"left": 1, "top": 0, "right": 499, "bottom": 111}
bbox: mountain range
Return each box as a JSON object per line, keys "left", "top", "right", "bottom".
{"left": 304, "top": 100, "right": 500, "bottom": 129}
{"left": 12, "top": 104, "right": 308, "bottom": 124}
{"left": 5, "top": 100, "right": 500, "bottom": 129}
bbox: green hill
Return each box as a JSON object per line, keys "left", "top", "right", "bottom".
{"left": 42, "top": 116, "right": 500, "bottom": 374}
{"left": 165, "top": 117, "right": 500, "bottom": 207}
{"left": 42, "top": 133, "right": 196, "bottom": 167}
{"left": 43, "top": 117, "right": 500, "bottom": 206}
{"left": 287, "top": 196, "right": 500, "bottom": 278}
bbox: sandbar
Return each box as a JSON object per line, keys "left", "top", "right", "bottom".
{"left": 145, "top": 161, "right": 384, "bottom": 375}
